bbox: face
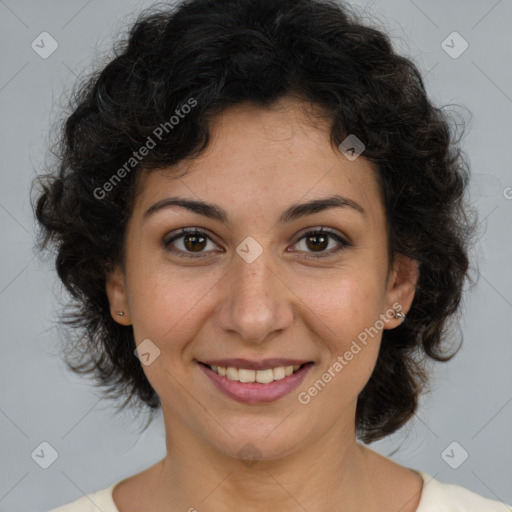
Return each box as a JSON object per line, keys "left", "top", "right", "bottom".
{"left": 106, "top": 97, "right": 418, "bottom": 461}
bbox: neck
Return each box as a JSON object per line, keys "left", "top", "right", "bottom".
{"left": 152, "top": 412, "right": 378, "bottom": 512}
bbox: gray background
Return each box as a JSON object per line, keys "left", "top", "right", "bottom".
{"left": 0, "top": 0, "right": 511, "bottom": 510}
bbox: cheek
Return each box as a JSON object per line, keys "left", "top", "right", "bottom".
{"left": 295, "top": 278, "right": 384, "bottom": 412}
{"left": 127, "top": 260, "right": 213, "bottom": 338}
{"left": 292, "top": 268, "right": 385, "bottom": 385}
{"left": 293, "top": 265, "right": 387, "bottom": 335}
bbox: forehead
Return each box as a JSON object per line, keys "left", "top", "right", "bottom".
{"left": 133, "top": 98, "right": 383, "bottom": 223}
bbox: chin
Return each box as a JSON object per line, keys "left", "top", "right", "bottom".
{"left": 203, "top": 421, "right": 308, "bottom": 463}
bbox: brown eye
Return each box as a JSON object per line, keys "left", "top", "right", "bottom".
{"left": 292, "top": 229, "right": 350, "bottom": 258}
{"left": 182, "top": 233, "right": 207, "bottom": 252}
{"left": 163, "top": 227, "right": 350, "bottom": 260}
{"left": 305, "top": 233, "right": 329, "bottom": 251}
{"left": 164, "top": 228, "right": 218, "bottom": 258}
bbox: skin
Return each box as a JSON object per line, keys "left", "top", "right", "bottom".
{"left": 106, "top": 96, "right": 423, "bottom": 512}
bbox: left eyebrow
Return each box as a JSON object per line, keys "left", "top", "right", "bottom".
{"left": 142, "top": 194, "right": 366, "bottom": 225}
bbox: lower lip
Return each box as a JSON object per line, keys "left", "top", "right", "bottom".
{"left": 198, "top": 362, "right": 313, "bottom": 404}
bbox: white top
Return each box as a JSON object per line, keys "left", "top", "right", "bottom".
{"left": 49, "top": 471, "right": 510, "bottom": 511}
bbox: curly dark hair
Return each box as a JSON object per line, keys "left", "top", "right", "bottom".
{"left": 31, "top": 0, "right": 477, "bottom": 443}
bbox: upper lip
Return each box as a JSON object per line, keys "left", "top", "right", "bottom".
{"left": 199, "top": 358, "right": 312, "bottom": 370}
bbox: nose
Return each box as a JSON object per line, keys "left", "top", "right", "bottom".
{"left": 214, "top": 244, "right": 294, "bottom": 345}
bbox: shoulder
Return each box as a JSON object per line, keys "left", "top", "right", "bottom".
{"left": 48, "top": 483, "right": 119, "bottom": 512}
{"left": 416, "top": 471, "right": 511, "bottom": 512}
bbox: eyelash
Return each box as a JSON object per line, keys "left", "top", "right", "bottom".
{"left": 163, "top": 227, "right": 350, "bottom": 259}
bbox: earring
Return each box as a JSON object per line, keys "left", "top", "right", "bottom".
{"left": 116, "top": 311, "right": 125, "bottom": 316}
{"left": 395, "top": 311, "right": 406, "bottom": 322}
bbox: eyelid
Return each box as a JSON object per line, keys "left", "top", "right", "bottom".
{"left": 163, "top": 226, "right": 351, "bottom": 259}
{"left": 290, "top": 227, "right": 351, "bottom": 258}
{"left": 163, "top": 227, "right": 218, "bottom": 258}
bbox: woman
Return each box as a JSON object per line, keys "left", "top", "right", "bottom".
{"left": 32, "top": 0, "right": 509, "bottom": 510}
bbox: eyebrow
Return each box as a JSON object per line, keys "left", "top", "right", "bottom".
{"left": 142, "top": 194, "right": 366, "bottom": 225}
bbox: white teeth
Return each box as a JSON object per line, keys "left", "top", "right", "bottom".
{"left": 272, "top": 366, "right": 286, "bottom": 380}
{"left": 238, "top": 369, "right": 255, "bottom": 383}
{"left": 256, "top": 368, "right": 274, "bottom": 384}
{"left": 208, "top": 363, "right": 305, "bottom": 383}
{"left": 226, "top": 367, "right": 238, "bottom": 380}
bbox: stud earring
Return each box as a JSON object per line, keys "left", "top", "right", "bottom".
{"left": 395, "top": 311, "right": 406, "bottom": 322}
{"left": 116, "top": 311, "right": 125, "bottom": 316}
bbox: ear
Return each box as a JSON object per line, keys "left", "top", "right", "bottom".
{"left": 105, "top": 264, "right": 132, "bottom": 325}
{"left": 383, "top": 253, "right": 420, "bottom": 330}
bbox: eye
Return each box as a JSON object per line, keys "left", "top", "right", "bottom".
{"left": 290, "top": 228, "right": 350, "bottom": 258}
{"left": 163, "top": 228, "right": 218, "bottom": 258}
{"left": 163, "top": 227, "right": 350, "bottom": 259}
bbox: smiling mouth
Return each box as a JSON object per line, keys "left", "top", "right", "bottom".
{"left": 199, "top": 362, "right": 310, "bottom": 384}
